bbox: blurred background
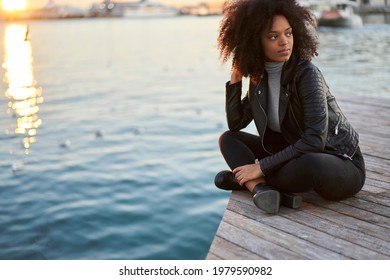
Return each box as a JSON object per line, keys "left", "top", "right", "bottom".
{"left": 0, "top": 0, "right": 389, "bottom": 259}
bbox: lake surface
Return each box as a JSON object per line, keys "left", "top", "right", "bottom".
{"left": 0, "top": 15, "right": 389, "bottom": 260}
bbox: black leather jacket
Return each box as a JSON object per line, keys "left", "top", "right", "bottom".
{"left": 225, "top": 55, "right": 359, "bottom": 175}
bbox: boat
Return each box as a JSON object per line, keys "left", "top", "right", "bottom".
{"left": 315, "top": 0, "right": 363, "bottom": 27}
{"left": 89, "top": 0, "right": 179, "bottom": 18}
{"left": 89, "top": 1, "right": 123, "bottom": 17}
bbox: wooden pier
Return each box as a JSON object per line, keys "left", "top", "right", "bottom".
{"left": 207, "top": 95, "right": 390, "bottom": 260}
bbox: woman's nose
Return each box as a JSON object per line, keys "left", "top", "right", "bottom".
{"left": 280, "top": 36, "right": 288, "bottom": 45}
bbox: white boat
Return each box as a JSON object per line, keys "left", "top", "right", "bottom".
{"left": 89, "top": 0, "right": 179, "bottom": 18}
{"left": 316, "top": 0, "right": 363, "bottom": 27}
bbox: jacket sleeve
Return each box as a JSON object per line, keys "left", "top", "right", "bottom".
{"left": 259, "top": 66, "right": 329, "bottom": 175}
{"left": 225, "top": 81, "right": 253, "bottom": 131}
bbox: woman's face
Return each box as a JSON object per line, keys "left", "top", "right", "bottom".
{"left": 261, "top": 15, "right": 294, "bottom": 62}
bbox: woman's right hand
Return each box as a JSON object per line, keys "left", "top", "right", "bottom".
{"left": 230, "top": 68, "right": 242, "bottom": 84}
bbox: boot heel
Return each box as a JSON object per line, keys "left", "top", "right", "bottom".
{"left": 281, "top": 192, "right": 302, "bottom": 209}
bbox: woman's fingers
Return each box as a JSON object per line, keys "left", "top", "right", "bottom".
{"left": 233, "top": 162, "right": 262, "bottom": 186}
{"left": 233, "top": 168, "right": 242, "bottom": 185}
{"left": 233, "top": 168, "right": 247, "bottom": 186}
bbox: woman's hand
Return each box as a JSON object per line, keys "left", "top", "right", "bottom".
{"left": 230, "top": 68, "right": 242, "bottom": 84}
{"left": 233, "top": 159, "right": 264, "bottom": 186}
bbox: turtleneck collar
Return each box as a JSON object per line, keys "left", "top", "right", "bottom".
{"left": 264, "top": 61, "right": 284, "bottom": 75}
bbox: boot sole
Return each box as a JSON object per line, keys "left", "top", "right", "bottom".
{"left": 253, "top": 189, "right": 280, "bottom": 214}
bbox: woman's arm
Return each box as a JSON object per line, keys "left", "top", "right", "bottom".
{"left": 225, "top": 69, "right": 253, "bottom": 131}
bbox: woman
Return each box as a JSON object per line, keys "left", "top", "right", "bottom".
{"left": 214, "top": 0, "right": 366, "bottom": 214}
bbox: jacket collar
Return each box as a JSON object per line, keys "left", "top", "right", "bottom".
{"left": 281, "top": 55, "right": 302, "bottom": 86}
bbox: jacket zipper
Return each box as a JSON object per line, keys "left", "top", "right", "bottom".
{"left": 334, "top": 113, "right": 341, "bottom": 135}
{"left": 254, "top": 76, "right": 272, "bottom": 155}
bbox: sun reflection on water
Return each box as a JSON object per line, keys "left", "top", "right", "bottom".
{"left": 3, "top": 24, "right": 43, "bottom": 154}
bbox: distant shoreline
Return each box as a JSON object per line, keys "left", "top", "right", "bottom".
{"left": 358, "top": 4, "right": 390, "bottom": 14}
{"left": 0, "top": 4, "right": 389, "bottom": 21}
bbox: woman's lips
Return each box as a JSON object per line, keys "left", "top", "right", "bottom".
{"left": 278, "top": 49, "right": 290, "bottom": 55}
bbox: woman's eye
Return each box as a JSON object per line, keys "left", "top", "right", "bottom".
{"left": 269, "top": 35, "right": 277, "bottom": 40}
{"left": 286, "top": 32, "right": 293, "bottom": 37}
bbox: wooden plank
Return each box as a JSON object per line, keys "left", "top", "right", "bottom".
{"left": 354, "top": 190, "right": 390, "bottom": 207}
{"left": 205, "top": 252, "right": 222, "bottom": 260}
{"left": 207, "top": 235, "right": 265, "bottom": 260}
{"left": 364, "top": 155, "right": 390, "bottom": 171}
{"left": 340, "top": 195, "right": 390, "bottom": 216}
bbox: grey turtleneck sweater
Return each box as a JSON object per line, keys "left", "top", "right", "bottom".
{"left": 264, "top": 61, "right": 284, "bottom": 132}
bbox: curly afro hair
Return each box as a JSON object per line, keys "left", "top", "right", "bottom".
{"left": 218, "top": 0, "right": 318, "bottom": 82}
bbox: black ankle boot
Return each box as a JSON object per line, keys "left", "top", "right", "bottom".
{"left": 214, "top": 170, "right": 247, "bottom": 191}
{"left": 251, "top": 184, "right": 280, "bottom": 214}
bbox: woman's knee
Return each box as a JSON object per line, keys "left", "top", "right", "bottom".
{"left": 218, "top": 130, "right": 240, "bottom": 148}
{"left": 218, "top": 130, "right": 229, "bottom": 144}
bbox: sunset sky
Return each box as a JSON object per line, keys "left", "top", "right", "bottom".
{"left": 22, "top": 0, "right": 210, "bottom": 9}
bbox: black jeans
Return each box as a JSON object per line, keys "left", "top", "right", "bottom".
{"left": 218, "top": 130, "right": 366, "bottom": 200}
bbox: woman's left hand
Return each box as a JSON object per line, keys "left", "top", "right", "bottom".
{"left": 233, "top": 160, "right": 264, "bottom": 186}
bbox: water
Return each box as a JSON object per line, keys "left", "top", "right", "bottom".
{"left": 0, "top": 15, "right": 389, "bottom": 260}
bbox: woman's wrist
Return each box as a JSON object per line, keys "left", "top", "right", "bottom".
{"left": 230, "top": 76, "right": 242, "bottom": 84}
{"left": 230, "top": 69, "right": 242, "bottom": 84}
